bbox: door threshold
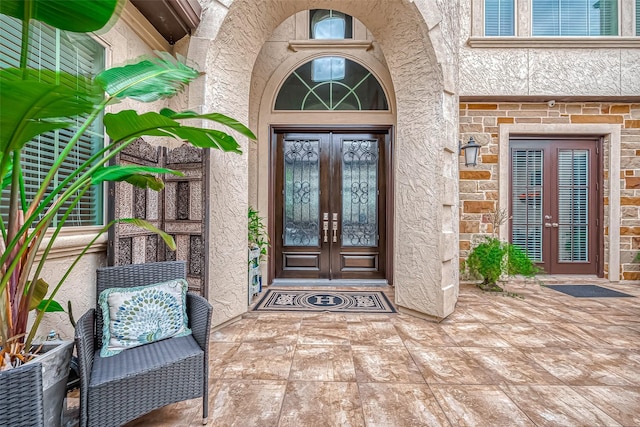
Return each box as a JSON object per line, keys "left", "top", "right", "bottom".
{"left": 271, "top": 278, "right": 389, "bottom": 287}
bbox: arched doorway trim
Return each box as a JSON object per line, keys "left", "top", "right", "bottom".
{"left": 189, "top": 0, "right": 459, "bottom": 327}
{"left": 255, "top": 48, "right": 397, "bottom": 284}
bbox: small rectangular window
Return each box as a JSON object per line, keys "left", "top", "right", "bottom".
{"left": 485, "top": 0, "right": 515, "bottom": 36}
{"left": 532, "top": 0, "right": 618, "bottom": 36}
{"left": 636, "top": 0, "right": 640, "bottom": 35}
{"left": 0, "top": 15, "right": 105, "bottom": 227}
{"left": 309, "top": 10, "right": 353, "bottom": 39}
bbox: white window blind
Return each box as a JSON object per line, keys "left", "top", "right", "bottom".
{"left": 0, "top": 15, "right": 105, "bottom": 227}
{"left": 557, "top": 150, "right": 589, "bottom": 262}
{"left": 511, "top": 149, "right": 543, "bottom": 262}
{"left": 636, "top": 0, "right": 640, "bottom": 35}
{"left": 485, "top": 0, "right": 515, "bottom": 36}
{"left": 532, "top": 0, "right": 618, "bottom": 36}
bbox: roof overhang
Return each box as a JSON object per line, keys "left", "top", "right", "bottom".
{"left": 130, "top": 0, "right": 201, "bottom": 44}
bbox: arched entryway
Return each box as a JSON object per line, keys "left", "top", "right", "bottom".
{"left": 256, "top": 39, "right": 396, "bottom": 283}
{"left": 187, "top": 0, "right": 460, "bottom": 327}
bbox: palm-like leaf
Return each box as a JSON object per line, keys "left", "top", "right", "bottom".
{"left": 0, "top": 69, "right": 103, "bottom": 153}
{"left": 104, "top": 111, "right": 242, "bottom": 153}
{"left": 160, "top": 108, "right": 257, "bottom": 140}
{"left": 120, "top": 218, "right": 177, "bottom": 250}
{"left": 92, "top": 165, "right": 184, "bottom": 191}
{"left": 97, "top": 52, "right": 201, "bottom": 103}
{"left": 0, "top": 0, "right": 123, "bottom": 32}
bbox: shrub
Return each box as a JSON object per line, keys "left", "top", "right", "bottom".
{"left": 463, "top": 237, "right": 541, "bottom": 291}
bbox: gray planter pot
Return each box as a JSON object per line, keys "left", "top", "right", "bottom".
{"left": 0, "top": 340, "right": 73, "bottom": 427}
{"left": 38, "top": 340, "right": 74, "bottom": 427}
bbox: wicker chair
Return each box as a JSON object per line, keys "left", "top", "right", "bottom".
{"left": 75, "top": 261, "right": 212, "bottom": 427}
{"left": 0, "top": 361, "right": 45, "bottom": 427}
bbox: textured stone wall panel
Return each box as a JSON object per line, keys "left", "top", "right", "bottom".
{"left": 529, "top": 50, "right": 621, "bottom": 97}
{"left": 459, "top": 48, "right": 529, "bottom": 96}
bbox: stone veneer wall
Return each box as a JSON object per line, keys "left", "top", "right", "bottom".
{"left": 458, "top": 102, "right": 640, "bottom": 281}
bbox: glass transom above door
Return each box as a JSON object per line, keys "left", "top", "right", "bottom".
{"left": 275, "top": 57, "right": 388, "bottom": 111}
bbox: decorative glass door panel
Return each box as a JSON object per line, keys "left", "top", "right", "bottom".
{"left": 274, "top": 131, "right": 387, "bottom": 280}
{"left": 341, "top": 139, "right": 378, "bottom": 247}
{"left": 283, "top": 139, "right": 320, "bottom": 247}
{"left": 510, "top": 139, "right": 600, "bottom": 275}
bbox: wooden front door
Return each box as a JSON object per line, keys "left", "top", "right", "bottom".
{"left": 273, "top": 130, "right": 387, "bottom": 280}
{"left": 510, "top": 138, "right": 602, "bottom": 275}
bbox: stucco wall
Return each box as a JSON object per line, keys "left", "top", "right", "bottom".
{"left": 459, "top": 0, "right": 640, "bottom": 98}
{"left": 192, "top": 0, "right": 460, "bottom": 323}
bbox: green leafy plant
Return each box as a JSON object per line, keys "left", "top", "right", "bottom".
{"left": 0, "top": 0, "right": 256, "bottom": 368}
{"left": 248, "top": 207, "right": 269, "bottom": 261}
{"left": 462, "top": 237, "right": 541, "bottom": 291}
{"left": 460, "top": 205, "right": 540, "bottom": 292}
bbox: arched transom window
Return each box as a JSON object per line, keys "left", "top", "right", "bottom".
{"left": 275, "top": 57, "right": 389, "bottom": 111}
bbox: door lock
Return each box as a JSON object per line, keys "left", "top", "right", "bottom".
{"left": 323, "top": 213, "right": 329, "bottom": 243}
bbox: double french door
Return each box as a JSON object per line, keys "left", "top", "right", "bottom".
{"left": 273, "top": 130, "right": 388, "bottom": 280}
{"left": 510, "top": 138, "right": 602, "bottom": 275}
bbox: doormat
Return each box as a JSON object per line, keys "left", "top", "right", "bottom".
{"left": 546, "top": 285, "right": 634, "bottom": 298}
{"left": 253, "top": 290, "right": 396, "bottom": 313}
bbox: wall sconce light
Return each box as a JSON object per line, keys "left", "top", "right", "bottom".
{"left": 459, "top": 136, "right": 480, "bottom": 167}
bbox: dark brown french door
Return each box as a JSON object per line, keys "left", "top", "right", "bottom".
{"left": 510, "top": 138, "right": 602, "bottom": 275}
{"left": 273, "top": 130, "right": 387, "bottom": 280}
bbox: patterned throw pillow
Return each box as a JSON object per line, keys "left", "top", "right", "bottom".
{"left": 98, "top": 279, "right": 192, "bottom": 357}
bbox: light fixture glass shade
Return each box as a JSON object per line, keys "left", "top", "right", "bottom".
{"left": 461, "top": 137, "right": 481, "bottom": 166}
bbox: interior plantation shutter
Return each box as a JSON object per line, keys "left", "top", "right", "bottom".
{"left": 485, "top": 0, "right": 515, "bottom": 36}
{"left": 532, "top": 0, "right": 618, "bottom": 36}
{"left": 0, "top": 15, "right": 105, "bottom": 227}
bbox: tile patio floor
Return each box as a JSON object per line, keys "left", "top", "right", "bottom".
{"left": 121, "top": 279, "right": 640, "bottom": 426}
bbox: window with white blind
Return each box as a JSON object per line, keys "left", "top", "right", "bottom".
{"left": 636, "top": 0, "right": 640, "bottom": 35}
{"left": 557, "top": 150, "right": 589, "bottom": 262}
{"left": 511, "top": 149, "right": 543, "bottom": 262}
{"left": 532, "top": 0, "right": 619, "bottom": 36}
{"left": 485, "top": 0, "right": 515, "bottom": 36}
{"left": 0, "top": 15, "right": 105, "bottom": 227}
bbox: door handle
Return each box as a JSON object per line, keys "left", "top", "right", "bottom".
{"left": 552, "top": 223, "right": 559, "bottom": 228}
{"left": 545, "top": 223, "right": 552, "bottom": 228}
{"left": 332, "top": 213, "right": 338, "bottom": 243}
{"left": 545, "top": 222, "right": 559, "bottom": 228}
{"left": 323, "top": 213, "right": 329, "bottom": 243}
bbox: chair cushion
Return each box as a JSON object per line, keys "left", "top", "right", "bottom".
{"left": 89, "top": 335, "right": 203, "bottom": 387}
{"left": 98, "top": 279, "right": 191, "bottom": 357}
